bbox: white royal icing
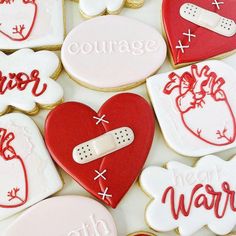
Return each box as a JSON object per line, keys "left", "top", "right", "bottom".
{"left": 0, "top": 48, "right": 63, "bottom": 114}
{"left": 0, "top": 113, "right": 63, "bottom": 220}
{"left": 73, "top": 127, "right": 134, "bottom": 164}
{"left": 140, "top": 155, "right": 236, "bottom": 236}
{"left": 147, "top": 60, "right": 236, "bottom": 157}
{"left": 0, "top": 0, "right": 64, "bottom": 50}
{"left": 80, "top": 0, "right": 125, "bottom": 17}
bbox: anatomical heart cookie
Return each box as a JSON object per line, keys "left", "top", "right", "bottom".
{"left": 162, "top": 0, "right": 236, "bottom": 67}
{"left": 147, "top": 60, "right": 236, "bottom": 157}
{"left": 45, "top": 93, "right": 155, "bottom": 208}
{"left": 0, "top": 113, "right": 62, "bottom": 220}
{"left": 0, "top": 0, "right": 64, "bottom": 51}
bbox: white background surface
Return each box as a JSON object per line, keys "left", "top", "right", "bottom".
{"left": 1, "top": 0, "right": 236, "bottom": 235}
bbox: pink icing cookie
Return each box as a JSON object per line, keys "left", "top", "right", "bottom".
{"left": 0, "top": 113, "right": 62, "bottom": 221}
{"left": 0, "top": 0, "right": 64, "bottom": 51}
{"left": 4, "top": 196, "right": 117, "bottom": 236}
{"left": 147, "top": 60, "right": 236, "bottom": 157}
{"left": 61, "top": 15, "right": 166, "bottom": 91}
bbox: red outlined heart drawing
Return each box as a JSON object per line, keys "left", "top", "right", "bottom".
{"left": 0, "top": 128, "right": 28, "bottom": 208}
{"left": 0, "top": 0, "right": 37, "bottom": 41}
{"left": 163, "top": 64, "right": 236, "bottom": 146}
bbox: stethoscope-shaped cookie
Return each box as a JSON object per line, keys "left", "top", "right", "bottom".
{"left": 73, "top": 127, "right": 134, "bottom": 164}
{"left": 180, "top": 3, "right": 236, "bottom": 37}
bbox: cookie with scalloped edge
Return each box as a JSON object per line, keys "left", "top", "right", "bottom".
{"left": 140, "top": 155, "right": 236, "bottom": 235}
{"left": 0, "top": 48, "right": 63, "bottom": 115}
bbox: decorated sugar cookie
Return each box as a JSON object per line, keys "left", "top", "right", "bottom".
{"left": 0, "top": 0, "right": 64, "bottom": 51}
{"left": 61, "top": 15, "right": 166, "bottom": 91}
{"left": 78, "top": 0, "right": 144, "bottom": 18}
{"left": 4, "top": 196, "right": 117, "bottom": 236}
{"left": 162, "top": 0, "right": 236, "bottom": 67}
{"left": 140, "top": 155, "right": 236, "bottom": 236}
{"left": 147, "top": 60, "right": 236, "bottom": 157}
{"left": 0, "top": 49, "right": 63, "bottom": 115}
{"left": 0, "top": 113, "right": 62, "bottom": 221}
{"left": 45, "top": 93, "right": 155, "bottom": 208}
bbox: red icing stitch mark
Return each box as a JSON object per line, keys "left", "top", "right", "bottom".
{"left": 0, "top": 128, "right": 28, "bottom": 208}
{"left": 163, "top": 64, "right": 236, "bottom": 146}
{"left": 162, "top": 182, "right": 236, "bottom": 220}
{"left": 0, "top": 70, "right": 47, "bottom": 96}
{"left": 0, "top": 0, "right": 37, "bottom": 41}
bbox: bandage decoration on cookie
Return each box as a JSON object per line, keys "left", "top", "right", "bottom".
{"left": 140, "top": 155, "right": 236, "bottom": 236}
{"left": 4, "top": 196, "right": 117, "bottom": 236}
{"left": 147, "top": 60, "right": 236, "bottom": 157}
{"left": 0, "top": 49, "right": 63, "bottom": 115}
{"left": 79, "top": 0, "right": 144, "bottom": 18}
{"left": 0, "top": 113, "right": 62, "bottom": 221}
{"left": 73, "top": 127, "right": 134, "bottom": 164}
{"left": 61, "top": 15, "right": 166, "bottom": 91}
{"left": 45, "top": 93, "right": 155, "bottom": 208}
{"left": 0, "top": 0, "right": 64, "bottom": 51}
{"left": 162, "top": 0, "right": 236, "bottom": 67}
{"left": 180, "top": 3, "right": 236, "bottom": 37}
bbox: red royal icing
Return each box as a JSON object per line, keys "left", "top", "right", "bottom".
{"left": 163, "top": 64, "right": 236, "bottom": 146}
{"left": 0, "top": 0, "right": 37, "bottom": 41}
{"left": 0, "top": 128, "right": 28, "bottom": 208}
{"left": 162, "top": 0, "right": 236, "bottom": 66}
{"left": 45, "top": 93, "right": 155, "bottom": 208}
{"left": 162, "top": 182, "right": 236, "bottom": 219}
{"left": 0, "top": 70, "right": 47, "bottom": 96}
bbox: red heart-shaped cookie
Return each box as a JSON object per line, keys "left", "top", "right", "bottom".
{"left": 162, "top": 0, "right": 236, "bottom": 67}
{"left": 45, "top": 93, "right": 155, "bottom": 208}
{"left": 0, "top": 0, "right": 37, "bottom": 41}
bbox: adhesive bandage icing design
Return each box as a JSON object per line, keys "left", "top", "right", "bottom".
{"left": 73, "top": 127, "right": 134, "bottom": 164}
{"left": 180, "top": 3, "right": 236, "bottom": 37}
